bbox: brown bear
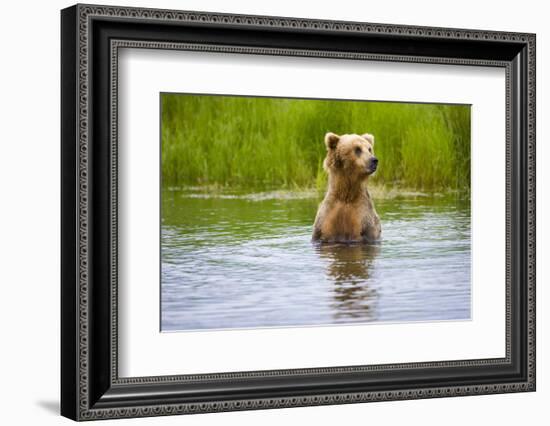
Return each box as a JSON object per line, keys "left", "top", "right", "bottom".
{"left": 312, "top": 132, "right": 381, "bottom": 243}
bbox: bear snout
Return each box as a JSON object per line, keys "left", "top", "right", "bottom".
{"left": 368, "top": 157, "right": 378, "bottom": 172}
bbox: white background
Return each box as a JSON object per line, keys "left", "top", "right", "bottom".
{"left": 119, "top": 50, "right": 505, "bottom": 376}
{"left": 0, "top": 0, "right": 547, "bottom": 425}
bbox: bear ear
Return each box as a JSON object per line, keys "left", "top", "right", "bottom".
{"left": 324, "top": 132, "right": 340, "bottom": 150}
{"left": 362, "top": 133, "right": 375, "bottom": 146}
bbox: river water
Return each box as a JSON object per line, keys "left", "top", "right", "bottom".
{"left": 161, "top": 188, "right": 471, "bottom": 332}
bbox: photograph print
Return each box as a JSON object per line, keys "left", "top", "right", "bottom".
{"left": 160, "top": 93, "right": 471, "bottom": 332}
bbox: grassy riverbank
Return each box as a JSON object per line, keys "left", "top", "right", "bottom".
{"left": 161, "top": 94, "right": 470, "bottom": 192}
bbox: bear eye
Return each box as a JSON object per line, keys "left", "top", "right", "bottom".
{"left": 368, "top": 147, "right": 372, "bottom": 153}
{"left": 354, "top": 147, "right": 362, "bottom": 156}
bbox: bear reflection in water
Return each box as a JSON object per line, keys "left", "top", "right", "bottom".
{"left": 315, "top": 242, "right": 380, "bottom": 321}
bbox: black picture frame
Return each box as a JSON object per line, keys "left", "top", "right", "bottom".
{"left": 61, "top": 3, "right": 536, "bottom": 421}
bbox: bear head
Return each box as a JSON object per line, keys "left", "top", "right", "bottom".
{"left": 323, "top": 132, "right": 378, "bottom": 178}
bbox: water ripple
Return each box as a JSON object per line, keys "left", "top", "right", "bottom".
{"left": 161, "top": 190, "right": 471, "bottom": 331}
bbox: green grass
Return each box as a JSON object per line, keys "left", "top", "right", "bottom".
{"left": 161, "top": 94, "right": 470, "bottom": 192}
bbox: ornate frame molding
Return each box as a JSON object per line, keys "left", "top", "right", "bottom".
{"left": 61, "top": 3, "right": 536, "bottom": 421}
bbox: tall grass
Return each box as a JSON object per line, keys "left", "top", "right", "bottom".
{"left": 161, "top": 94, "right": 470, "bottom": 192}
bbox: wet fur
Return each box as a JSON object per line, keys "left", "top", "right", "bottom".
{"left": 313, "top": 133, "right": 381, "bottom": 243}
